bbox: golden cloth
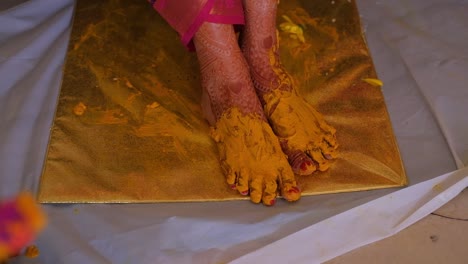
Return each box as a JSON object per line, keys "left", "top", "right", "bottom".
{"left": 38, "top": 0, "right": 407, "bottom": 203}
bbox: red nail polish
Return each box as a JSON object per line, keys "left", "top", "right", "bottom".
{"left": 300, "top": 160, "right": 313, "bottom": 170}
{"left": 241, "top": 190, "right": 249, "bottom": 195}
{"left": 230, "top": 184, "right": 237, "bottom": 190}
{"left": 289, "top": 186, "right": 300, "bottom": 193}
{"left": 270, "top": 199, "right": 276, "bottom": 206}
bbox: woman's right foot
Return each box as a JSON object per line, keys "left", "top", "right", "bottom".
{"left": 194, "top": 22, "right": 301, "bottom": 205}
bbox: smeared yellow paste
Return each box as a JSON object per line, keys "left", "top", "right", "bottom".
{"left": 279, "top": 15, "right": 305, "bottom": 43}
{"left": 210, "top": 108, "right": 300, "bottom": 204}
{"left": 263, "top": 30, "right": 338, "bottom": 172}
{"left": 263, "top": 89, "right": 338, "bottom": 172}
{"left": 362, "top": 78, "right": 383, "bottom": 87}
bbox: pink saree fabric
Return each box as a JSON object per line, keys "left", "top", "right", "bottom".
{"left": 151, "top": 0, "right": 245, "bottom": 49}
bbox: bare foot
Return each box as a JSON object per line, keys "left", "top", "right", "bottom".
{"left": 193, "top": 22, "right": 300, "bottom": 204}
{"left": 242, "top": 0, "right": 338, "bottom": 175}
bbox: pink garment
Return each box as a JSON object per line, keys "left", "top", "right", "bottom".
{"left": 151, "top": 0, "right": 245, "bottom": 50}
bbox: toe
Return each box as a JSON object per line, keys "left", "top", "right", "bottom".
{"left": 279, "top": 168, "right": 301, "bottom": 202}
{"left": 249, "top": 177, "right": 263, "bottom": 204}
{"left": 236, "top": 169, "right": 250, "bottom": 195}
{"left": 323, "top": 145, "right": 338, "bottom": 160}
{"left": 221, "top": 162, "right": 237, "bottom": 186}
{"left": 320, "top": 139, "right": 338, "bottom": 160}
{"left": 288, "top": 150, "right": 316, "bottom": 175}
{"left": 323, "top": 131, "right": 338, "bottom": 151}
{"left": 299, "top": 159, "right": 316, "bottom": 175}
{"left": 307, "top": 147, "right": 330, "bottom": 172}
{"left": 262, "top": 179, "right": 278, "bottom": 206}
{"left": 280, "top": 142, "right": 317, "bottom": 176}
{"left": 321, "top": 138, "right": 338, "bottom": 160}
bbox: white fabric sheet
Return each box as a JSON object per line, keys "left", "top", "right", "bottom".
{"left": 0, "top": 0, "right": 466, "bottom": 263}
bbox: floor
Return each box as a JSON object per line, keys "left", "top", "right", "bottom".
{"left": 327, "top": 188, "right": 468, "bottom": 264}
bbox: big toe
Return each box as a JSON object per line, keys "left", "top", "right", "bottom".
{"left": 287, "top": 149, "right": 317, "bottom": 175}
{"left": 279, "top": 169, "right": 301, "bottom": 202}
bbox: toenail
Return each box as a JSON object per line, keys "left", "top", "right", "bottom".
{"left": 324, "top": 154, "right": 333, "bottom": 160}
{"left": 288, "top": 186, "right": 300, "bottom": 193}
{"left": 269, "top": 199, "right": 276, "bottom": 206}
{"left": 230, "top": 184, "right": 237, "bottom": 190}
{"left": 300, "top": 160, "right": 312, "bottom": 171}
{"left": 241, "top": 190, "right": 249, "bottom": 196}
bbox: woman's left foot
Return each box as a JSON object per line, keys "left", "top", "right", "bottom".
{"left": 242, "top": 0, "right": 338, "bottom": 175}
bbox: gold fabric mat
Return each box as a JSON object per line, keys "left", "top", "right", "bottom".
{"left": 38, "top": 0, "right": 407, "bottom": 203}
